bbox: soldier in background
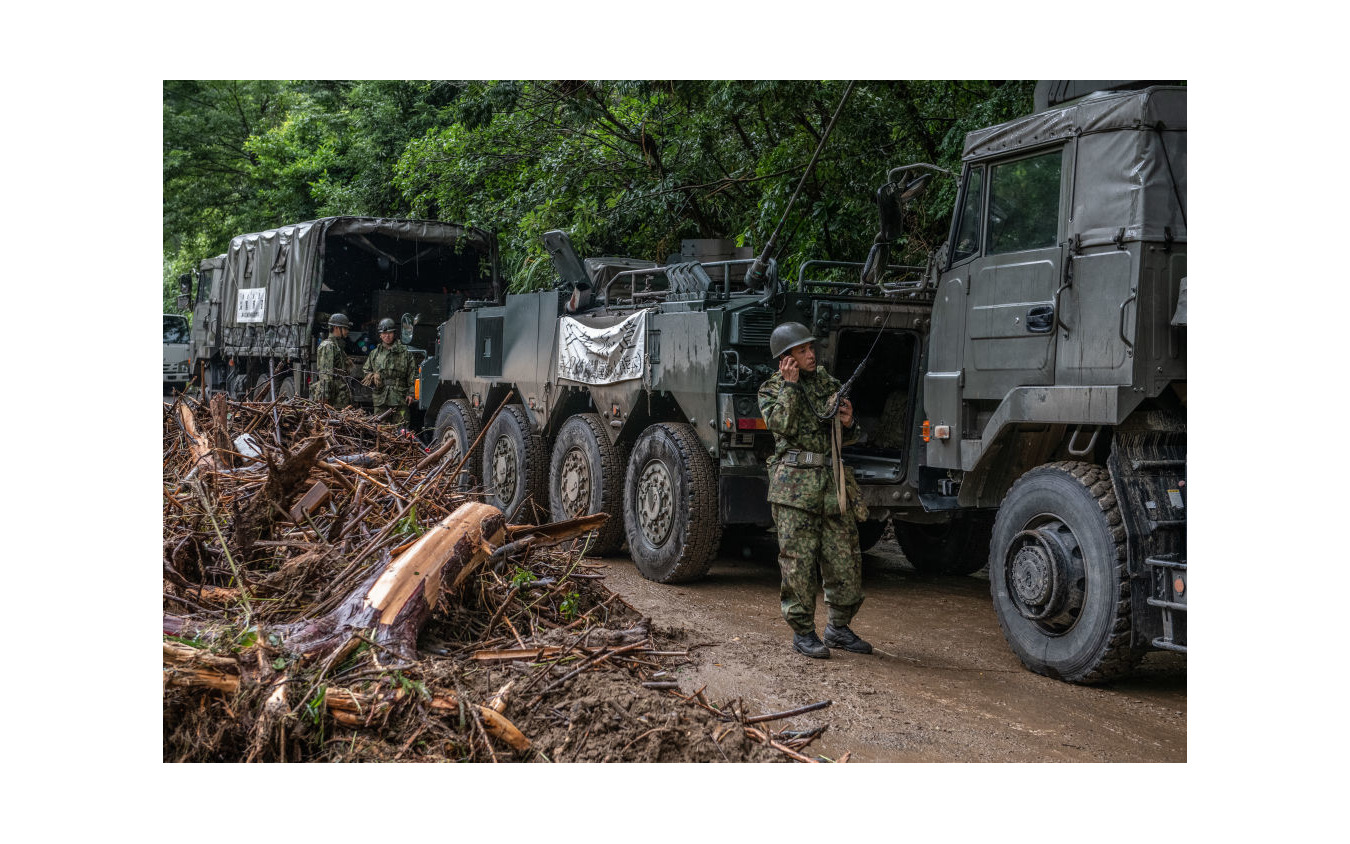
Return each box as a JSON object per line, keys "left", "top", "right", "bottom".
{"left": 314, "top": 313, "right": 353, "bottom": 409}
{"left": 758, "top": 322, "right": 872, "bottom": 659}
{"left": 363, "top": 317, "right": 416, "bottom": 427}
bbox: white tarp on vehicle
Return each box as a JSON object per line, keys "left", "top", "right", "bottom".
{"left": 557, "top": 310, "right": 647, "bottom": 385}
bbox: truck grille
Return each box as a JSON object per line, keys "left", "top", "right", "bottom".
{"left": 732, "top": 309, "right": 775, "bottom": 346}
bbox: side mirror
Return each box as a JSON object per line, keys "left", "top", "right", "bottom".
{"left": 178, "top": 273, "right": 192, "bottom": 295}
{"left": 900, "top": 173, "right": 932, "bottom": 202}
{"left": 176, "top": 295, "right": 191, "bottom": 311}
{"left": 400, "top": 313, "right": 417, "bottom": 346}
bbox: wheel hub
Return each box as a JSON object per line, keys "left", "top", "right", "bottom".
{"left": 439, "top": 428, "right": 462, "bottom": 465}
{"left": 560, "top": 446, "right": 591, "bottom": 517}
{"left": 637, "top": 459, "right": 674, "bottom": 547}
{"left": 1004, "top": 519, "right": 1085, "bottom": 631}
{"left": 491, "top": 436, "right": 518, "bottom": 503}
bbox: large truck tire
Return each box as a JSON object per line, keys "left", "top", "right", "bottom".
{"left": 989, "top": 461, "right": 1143, "bottom": 684}
{"left": 623, "top": 423, "right": 721, "bottom": 583}
{"left": 277, "top": 376, "right": 296, "bottom": 398}
{"left": 549, "top": 413, "right": 628, "bottom": 555}
{"left": 893, "top": 511, "right": 993, "bottom": 575}
{"left": 433, "top": 399, "right": 481, "bottom": 491}
{"left": 481, "top": 404, "right": 548, "bottom": 520}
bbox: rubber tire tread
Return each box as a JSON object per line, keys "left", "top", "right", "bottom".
{"left": 894, "top": 511, "right": 994, "bottom": 576}
{"left": 989, "top": 460, "right": 1142, "bottom": 684}
{"left": 433, "top": 399, "right": 482, "bottom": 491}
{"left": 482, "top": 404, "right": 548, "bottom": 520}
{"left": 623, "top": 422, "right": 722, "bottom": 583}
{"left": 549, "top": 413, "right": 628, "bottom": 554}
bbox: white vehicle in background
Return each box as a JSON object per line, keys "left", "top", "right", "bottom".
{"left": 164, "top": 313, "right": 191, "bottom": 392}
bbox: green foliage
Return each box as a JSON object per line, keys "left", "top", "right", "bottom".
{"left": 510, "top": 566, "right": 535, "bottom": 588}
{"left": 559, "top": 590, "right": 581, "bottom": 620}
{"left": 392, "top": 505, "right": 423, "bottom": 540}
{"left": 164, "top": 80, "right": 1034, "bottom": 301}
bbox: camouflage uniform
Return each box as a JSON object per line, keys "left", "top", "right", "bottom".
{"left": 759, "top": 366, "right": 868, "bottom": 635}
{"left": 364, "top": 340, "right": 417, "bottom": 425}
{"left": 314, "top": 337, "right": 352, "bottom": 409}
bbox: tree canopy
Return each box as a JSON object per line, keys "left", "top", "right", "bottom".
{"left": 163, "top": 80, "right": 1033, "bottom": 311}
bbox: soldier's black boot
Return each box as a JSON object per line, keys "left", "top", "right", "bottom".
{"left": 793, "top": 631, "right": 831, "bottom": 659}
{"left": 823, "top": 624, "right": 873, "bottom": 654}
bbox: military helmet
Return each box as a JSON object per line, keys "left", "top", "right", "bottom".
{"left": 377, "top": 318, "right": 398, "bottom": 333}
{"left": 769, "top": 322, "right": 815, "bottom": 358}
{"left": 328, "top": 313, "right": 352, "bottom": 329}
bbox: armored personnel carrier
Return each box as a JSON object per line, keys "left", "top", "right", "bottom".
{"left": 418, "top": 232, "right": 934, "bottom": 583}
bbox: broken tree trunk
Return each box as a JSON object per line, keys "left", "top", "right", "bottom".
{"left": 265, "top": 500, "right": 508, "bottom": 664}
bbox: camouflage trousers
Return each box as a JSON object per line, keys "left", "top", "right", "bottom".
{"left": 314, "top": 377, "right": 351, "bottom": 410}
{"left": 771, "top": 503, "right": 863, "bottom": 634}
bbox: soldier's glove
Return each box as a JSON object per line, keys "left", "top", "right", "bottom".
{"left": 360, "top": 373, "right": 376, "bottom": 388}
{"left": 372, "top": 372, "right": 383, "bottom": 388}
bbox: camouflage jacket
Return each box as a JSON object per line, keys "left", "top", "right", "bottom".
{"left": 758, "top": 366, "right": 866, "bottom": 518}
{"left": 315, "top": 337, "right": 351, "bottom": 406}
{"left": 364, "top": 341, "right": 416, "bottom": 406}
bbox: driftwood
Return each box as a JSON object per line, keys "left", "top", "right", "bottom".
{"left": 164, "top": 502, "right": 614, "bottom": 757}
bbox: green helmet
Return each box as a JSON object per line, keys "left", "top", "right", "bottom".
{"left": 328, "top": 313, "right": 352, "bottom": 329}
{"left": 769, "top": 322, "right": 815, "bottom": 358}
{"left": 377, "top": 318, "right": 397, "bottom": 333}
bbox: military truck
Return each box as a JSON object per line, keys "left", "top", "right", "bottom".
{"left": 184, "top": 216, "right": 501, "bottom": 419}
{"left": 417, "top": 232, "right": 935, "bottom": 582}
{"left": 417, "top": 81, "right": 1184, "bottom": 684}
{"left": 877, "top": 82, "right": 1187, "bottom": 682}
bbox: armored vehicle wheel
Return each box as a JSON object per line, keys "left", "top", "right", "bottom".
{"left": 277, "top": 376, "right": 296, "bottom": 398}
{"left": 253, "top": 372, "right": 273, "bottom": 398}
{"left": 549, "top": 413, "right": 627, "bottom": 555}
{"left": 481, "top": 404, "right": 547, "bottom": 520}
{"left": 857, "top": 519, "right": 888, "bottom": 553}
{"left": 623, "top": 423, "right": 721, "bottom": 583}
{"left": 989, "top": 461, "right": 1143, "bottom": 684}
{"left": 893, "top": 511, "right": 993, "bottom": 575}
{"left": 433, "top": 399, "right": 481, "bottom": 490}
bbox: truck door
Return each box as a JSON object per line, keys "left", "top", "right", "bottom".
{"left": 959, "top": 146, "right": 1066, "bottom": 400}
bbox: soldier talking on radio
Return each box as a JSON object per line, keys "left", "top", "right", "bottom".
{"left": 758, "top": 322, "right": 872, "bottom": 659}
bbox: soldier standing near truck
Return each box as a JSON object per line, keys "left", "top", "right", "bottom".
{"left": 364, "top": 317, "right": 417, "bottom": 427}
{"left": 759, "top": 322, "right": 873, "bottom": 659}
{"left": 314, "top": 313, "right": 353, "bottom": 409}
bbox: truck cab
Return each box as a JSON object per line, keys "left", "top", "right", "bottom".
{"left": 891, "top": 84, "right": 1187, "bottom": 683}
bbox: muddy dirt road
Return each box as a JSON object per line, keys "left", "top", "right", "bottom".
{"left": 592, "top": 531, "right": 1186, "bottom": 762}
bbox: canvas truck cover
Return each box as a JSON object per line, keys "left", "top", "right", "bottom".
{"left": 962, "top": 85, "right": 1186, "bottom": 249}
{"left": 214, "top": 217, "right": 494, "bottom": 359}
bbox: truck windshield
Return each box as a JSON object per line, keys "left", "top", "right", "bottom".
{"left": 164, "top": 315, "right": 190, "bottom": 344}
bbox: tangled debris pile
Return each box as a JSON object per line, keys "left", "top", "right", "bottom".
{"left": 163, "top": 392, "right": 845, "bottom": 762}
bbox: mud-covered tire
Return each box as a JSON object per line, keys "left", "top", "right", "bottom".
{"left": 277, "top": 376, "right": 296, "bottom": 398}
{"left": 894, "top": 511, "right": 994, "bottom": 575}
{"left": 989, "top": 461, "right": 1142, "bottom": 684}
{"left": 481, "top": 404, "right": 548, "bottom": 520}
{"left": 433, "top": 399, "right": 481, "bottom": 491}
{"left": 623, "top": 423, "right": 721, "bottom": 583}
{"left": 549, "top": 413, "right": 628, "bottom": 555}
{"left": 857, "top": 519, "right": 888, "bottom": 553}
